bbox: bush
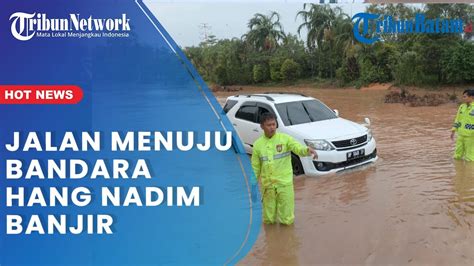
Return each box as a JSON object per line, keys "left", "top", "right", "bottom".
{"left": 253, "top": 64, "right": 269, "bottom": 83}
{"left": 280, "top": 59, "right": 301, "bottom": 81}
{"left": 393, "top": 51, "right": 423, "bottom": 86}
{"left": 336, "top": 57, "right": 359, "bottom": 84}
{"left": 269, "top": 58, "right": 283, "bottom": 81}
{"left": 356, "top": 43, "right": 395, "bottom": 84}
{"left": 215, "top": 64, "right": 229, "bottom": 85}
{"left": 441, "top": 41, "right": 474, "bottom": 84}
{"left": 358, "top": 59, "right": 379, "bottom": 84}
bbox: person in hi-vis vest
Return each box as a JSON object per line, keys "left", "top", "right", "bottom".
{"left": 251, "top": 112, "right": 317, "bottom": 225}
{"left": 451, "top": 89, "right": 474, "bottom": 161}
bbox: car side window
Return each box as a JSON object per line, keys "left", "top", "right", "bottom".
{"left": 256, "top": 104, "right": 274, "bottom": 124}
{"left": 236, "top": 105, "right": 258, "bottom": 123}
{"left": 223, "top": 100, "right": 238, "bottom": 113}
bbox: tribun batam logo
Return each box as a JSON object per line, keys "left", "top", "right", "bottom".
{"left": 352, "top": 13, "right": 471, "bottom": 44}
{"left": 9, "top": 12, "right": 131, "bottom": 41}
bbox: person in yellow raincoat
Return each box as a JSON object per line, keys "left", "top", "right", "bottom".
{"left": 251, "top": 113, "right": 316, "bottom": 225}
{"left": 451, "top": 89, "right": 474, "bottom": 161}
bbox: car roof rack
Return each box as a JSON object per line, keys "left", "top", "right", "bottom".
{"left": 235, "top": 94, "right": 275, "bottom": 101}
{"left": 263, "top": 92, "right": 308, "bottom": 97}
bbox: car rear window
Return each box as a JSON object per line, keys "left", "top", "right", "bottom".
{"left": 276, "top": 100, "right": 337, "bottom": 126}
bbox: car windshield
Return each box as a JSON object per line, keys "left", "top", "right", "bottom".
{"left": 276, "top": 100, "right": 337, "bottom": 126}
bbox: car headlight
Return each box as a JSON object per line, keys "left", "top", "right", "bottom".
{"left": 367, "top": 129, "right": 373, "bottom": 142}
{"left": 304, "top": 139, "right": 334, "bottom": 151}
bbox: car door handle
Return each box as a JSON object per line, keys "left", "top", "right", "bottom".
{"left": 232, "top": 123, "right": 237, "bottom": 126}
{"left": 253, "top": 129, "right": 259, "bottom": 132}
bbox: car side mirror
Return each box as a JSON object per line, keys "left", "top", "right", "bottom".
{"left": 333, "top": 109, "right": 339, "bottom": 117}
{"left": 364, "top": 117, "right": 371, "bottom": 127}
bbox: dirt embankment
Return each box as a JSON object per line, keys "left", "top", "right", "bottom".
{"left": 212, "top": 82, "right": 471, "bottom": 107}
{"left": 384, "top": 88, "right": 458, "bottom": 107}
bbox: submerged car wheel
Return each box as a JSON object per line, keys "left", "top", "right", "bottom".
{"left": 291, "top": 154, "right": 304, "bottom": 176}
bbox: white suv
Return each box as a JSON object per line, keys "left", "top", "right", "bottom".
{"left": 223, "top": 93, "right": 378, "bottom": 176}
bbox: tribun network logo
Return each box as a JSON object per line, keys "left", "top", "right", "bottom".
{"left": 9, "top": 12, "right": 131, "bottom": 41}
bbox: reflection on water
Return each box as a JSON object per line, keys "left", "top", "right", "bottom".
{"left": 451, "top": 161, "right": 474, "bottom": 224}
{"left": 255, "top": 224, "right": 300, "bottom": 266}
{"left": 215, "top": 88, "right": 474, "bottom": 265}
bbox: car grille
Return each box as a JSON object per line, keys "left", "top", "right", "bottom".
{"left": 314, "top": 149, "right": 377, "bottom": 172}
{"left": 331, "top": 134, "right": 367, "bottom": 148}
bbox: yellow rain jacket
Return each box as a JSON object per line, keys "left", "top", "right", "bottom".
{"left": 452, "top": 103, "right": 474, "bottom": 137}
{"left": 251, "top": 132, "right": 310, "bottom": 188}
{"left": 452, "top": 103, "right": 474, "bottom": 161}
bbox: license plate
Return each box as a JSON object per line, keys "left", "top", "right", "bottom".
{"left": 347, "top": 149, "right": 365, "bottom": 160}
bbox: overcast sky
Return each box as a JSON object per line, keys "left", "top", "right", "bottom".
{"left": 144, "top": 0, "right": 370, "bottom": 47}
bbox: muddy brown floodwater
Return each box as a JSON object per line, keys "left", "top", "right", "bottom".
{"left": 214, "top": 87, "right": 474, "bottom": 265}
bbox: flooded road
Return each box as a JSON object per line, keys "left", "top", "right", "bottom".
{"left": 215, "top": 87, "right": 474, "bottom": 265}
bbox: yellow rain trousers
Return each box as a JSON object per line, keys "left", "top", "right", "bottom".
{"left": 452, "top": 103, "right": 474, "bottom": 161}
{"left": 251, "top": 133, "right": 310, "bottom": 224}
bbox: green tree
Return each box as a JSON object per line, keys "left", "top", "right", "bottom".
{"left": 280, "top": 59, "right": 301, "bottom": 81}
{"left": 242, "top": 11, "right": 286, "bottom": 52}
{"left": 297, "top": 4, "right": 352, "bottom": 78}
{"left": 441, "top": 41, "right": 474, "bottom": 84}
{"left": 356, "top": 43, "right": 396, "bottom": 84}
{"left": 184, "top": 3, "right": 473, "bottom": 87}
{"left": 253, "top": 64, "right": 269, "bottom": 83}
{"left": 393, "top": 51, "right": 424, "bottom": 85}
{"left": 273, "top": 34, "right": 309, "bottom": 76}
{"left": 269, "top": 57, "right": 284, "bottom": 81}
{"left": 297, "top": 4, "right": 335, "bottom": 50}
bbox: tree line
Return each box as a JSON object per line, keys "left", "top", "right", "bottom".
{"left": 184, "top": 4, "right": 474, "bottom": 88}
